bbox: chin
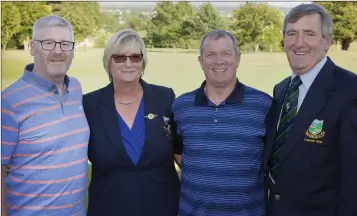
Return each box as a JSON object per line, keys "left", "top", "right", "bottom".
{"left": 120, "top": 77, "right": 139, "bottom": 84}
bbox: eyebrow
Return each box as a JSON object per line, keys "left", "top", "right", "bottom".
{"left": 40, "top": 39, "right": 73, "bottom": 42}
{"left": 286, "top": 29, "right": 317, "bottom": 34}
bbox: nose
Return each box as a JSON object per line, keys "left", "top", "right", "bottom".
{"left": 53, "top": 43, "right": 62, "bottom": 54}
{"left": 214, "top": 54, "right": 224, "bottom": 65}
{"left": 294, "top": 33, "right": 306, "bottom": 48}
{"left": 124, "top": 56, "right": 133, "bottom": 66}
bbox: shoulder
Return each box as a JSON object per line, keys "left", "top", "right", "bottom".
{"left": 2, "top": 78, "right": 29, "bottom": 106}
{"left": 83, "top": 86, "right": 105, "bottom": 103}
{"left": 172, "top": 89, "right": 197, "bottom": 109}
{"left": 333, "top": 66, "right": 357, "bottom": 88}
{"left": 331, "top": 65, "right": 357, "bottom": 100}
{"left": 82, "top": 84, "right": 111, "bottom": 112}
{"left": 68, "top": 76, "right": 81, "bottom": 86}
{"left": 244, "top": 85, "right": 272, "bottom": 105}
{"left": 146, "top": 83, "right": 173, "bottom": 95}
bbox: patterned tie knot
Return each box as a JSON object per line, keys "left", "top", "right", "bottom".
{"left": 290, "top": 76, "right": 302, "bottom": 90}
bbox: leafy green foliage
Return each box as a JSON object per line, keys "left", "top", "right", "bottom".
{"left": 99, "top": 11, "right": 122, "bottom": 34}
{"left": 51, "top": 2, "right": 101, "bottom": 42}
{"left": 2, "top": 1, "right": 356, "bottom": 52}
{"left": 317, "top": 2, "right": 357, "bottom": 50}
{"left": 12, "top": 2, "right": 52, "bottom": 48}
{"left": 1, "top": 2, "right": 21, "bottom": 50}
{"left": 230, "top": 3, "right": 283, "bottom": 52}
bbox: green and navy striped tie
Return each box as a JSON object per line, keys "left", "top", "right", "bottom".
{"left": 269, "top": 76, "right": 302, "bottom": 175}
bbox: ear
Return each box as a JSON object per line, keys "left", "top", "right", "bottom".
{"left": 198, "top": 56, "right": 204, "bottom": 70}
{"left": 324, "top": 33, "right": 332, "bottom": 51}
{"left": 236, "top": 52, "right": 241, "bottom": 64}
{"left": 29, "top": 40, "right": 36, "bottom": 56}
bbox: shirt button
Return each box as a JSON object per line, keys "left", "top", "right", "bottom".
{"left": 214, "top": 119, "right": 218, "bottom": 123}
{"left": 216, "top": 108, "right": 219, "bottom": 111}
{"left": 275, "top": 194, "right": 280, "bottom": 200}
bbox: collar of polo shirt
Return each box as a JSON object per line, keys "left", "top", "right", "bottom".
{"left": 194, "top": 78, "right": 244, "bottom": 106}
{"left": 23, "top": 63, "right": 70, "bottom": 92}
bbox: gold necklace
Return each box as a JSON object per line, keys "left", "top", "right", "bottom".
{"left": 114, "top": 87, "right": 140, "bottom": 105}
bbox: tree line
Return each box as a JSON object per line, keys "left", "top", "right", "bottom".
{"left": 1, "top": 1, "right": 357, "bottom": 52}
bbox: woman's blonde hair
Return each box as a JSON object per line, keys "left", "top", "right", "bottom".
{"left": 103, "top": 28, "right": 148, "bottom": 82}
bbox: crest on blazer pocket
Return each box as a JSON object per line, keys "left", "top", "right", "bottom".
{"left": 304, "top": 119, "right": 325, "bottom": 144}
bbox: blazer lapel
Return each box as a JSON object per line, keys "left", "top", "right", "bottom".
{"left": 137, "top": 80, "right": 160, "bottom": 166}
{"left": 278, "top": 58, "right": 335, "bottom": 165}
{"left": 99, "top": 83, "right": 134, "bottom": 167}
{"left": 264, "top": 77, "right": 290, "bottom": 169}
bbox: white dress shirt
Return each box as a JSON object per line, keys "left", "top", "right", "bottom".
{"left": 291, "top": 56, "right": 328, "bottom": 112}
{"left": 277, "top": 56, "right": 328, "bottom": 129}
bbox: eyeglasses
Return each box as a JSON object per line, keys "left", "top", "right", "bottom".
{"left": 34, "top": 39, "right": 75, "bottom": 51}
{"left": 112, "top": 54, "right": 143, "bottom": 63}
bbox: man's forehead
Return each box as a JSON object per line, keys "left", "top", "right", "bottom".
{"left": 36, "top": 26, "right": 73, "bottom": 41}
{"left": 203, "top": 37, "right": 233, "bottom": 49}
{"left": 287, "top": 14, "right": 322, "bottom": 27}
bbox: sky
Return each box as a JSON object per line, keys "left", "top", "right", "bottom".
{"left": 99, "top": 1, "right": 311, "bottom": 8}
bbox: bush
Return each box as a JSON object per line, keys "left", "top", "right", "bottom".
{"left": 93, "top": 30, "right": 112, "bottom": 48}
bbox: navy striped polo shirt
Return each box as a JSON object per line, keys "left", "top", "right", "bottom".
{"left": 172, "top": 80, "right": 272, "bottom": 216}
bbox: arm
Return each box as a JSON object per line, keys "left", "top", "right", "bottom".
{"left": 169, "top": 88, "right": 183, "bottom": 167}
{"left": 1, "top": 100, "right": 19, "bottom": 216}
{"left": 2, "top": 166, "right": 8, "bottom": 216}
{"left": 337, "top": 98, "right": 357, "bottom": 216}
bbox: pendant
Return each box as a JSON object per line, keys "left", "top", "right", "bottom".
{"left": 285, "top": 102, "right": 290, "bottom": 111}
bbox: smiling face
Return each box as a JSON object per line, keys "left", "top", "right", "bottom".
{"left": 284, "top": 14, "right": 331, "bottom": 75}
{"left": 110, "top": 43, "right": 143, "bottom": 84}
{"left": 30, "top": 26, "right": 74, "bottom": 80}
{"left": 198, "top": 36, "right": 240, "bottom": 87}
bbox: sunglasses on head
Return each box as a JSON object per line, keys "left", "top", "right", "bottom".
{"left": 112, "top": 54, "right": 143, "bottom": 63}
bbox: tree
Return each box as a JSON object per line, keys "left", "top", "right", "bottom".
{"left": 51, "top": 2, "right": 101, "bottom": 43}
{"left": 261, "top": 24, "right": 282, "bottom": 53}
{"left": 195, "top": 3, "right": 225, "bottom": 35}
{"left": 122, "top": 11, "right": 150, "bottom": 32}
{"left": 230, "top": 3, "right": 283, "bottom": 52}
{"left": 1, "top": 2, "right": 21, "bottom": 50}
{"left": 147, "top": 2, "right": 194, "bottom": 48}
{"left": 318, "top": 2, "right": 357, "bottom": 50}
{"left": 12, "top": 2, "right": 52, "bottom": 50}
{"left": 99, "top": 11, "right": 121, "bottom": 34}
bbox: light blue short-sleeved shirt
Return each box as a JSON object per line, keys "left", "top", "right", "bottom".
{"left": 1, "top": 64, "right": 89, "bottom": 216}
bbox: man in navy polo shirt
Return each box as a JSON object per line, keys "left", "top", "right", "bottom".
{"left": 172, "top": 29, "right": 272, "bottom": 216}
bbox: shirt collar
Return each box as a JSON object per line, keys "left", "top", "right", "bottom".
{"left": 194, "top": 79, "right": 244, "bottom": 106}
{"left": 22, "top": 63, "right": 70, "bottom": 92}
{"left": 291, "top": 56, "right": 327, "bottom": 90}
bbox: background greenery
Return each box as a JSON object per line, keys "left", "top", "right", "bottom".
{"left": 2, "top": 2, "right": 357, "bottom": 52}
{"left": 2, "top": 0, "right": 357, "bottom": 210}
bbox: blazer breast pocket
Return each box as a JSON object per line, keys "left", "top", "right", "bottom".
{"left": 303, "top": 118, "right": 332, "bottom": 147}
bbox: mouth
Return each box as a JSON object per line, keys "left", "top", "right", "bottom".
{"left": 49, "top": 60, "right": 65, "bottom": 63}
{"left": 121, "top": 71, "right": 136, "bottom": 73}
{"left": 212, "top": 68, "right": 226, "bottom": 73}
{"left": 294, "top": 51, "right": 308, "bottom": 56}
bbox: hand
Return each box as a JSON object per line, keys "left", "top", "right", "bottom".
{"left": 4, "top": 164, "right": 11, "bottom": 177}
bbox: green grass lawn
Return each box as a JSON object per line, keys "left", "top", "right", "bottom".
{"left": 2, "top": 44, "right": 357, "bottom": 209}
{"left": 3, "top": 44, "right": 357, "bottom": 95}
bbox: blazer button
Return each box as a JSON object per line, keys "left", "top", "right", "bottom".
{"left": 275, "top": 194, "right": 280, "bottom": 200}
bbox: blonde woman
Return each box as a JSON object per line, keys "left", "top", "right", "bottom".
{"left": 83, "top": 29, "right": 181, "bottom": 216}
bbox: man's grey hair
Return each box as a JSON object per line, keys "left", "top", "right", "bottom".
{"left": 199, "top": 29, "right": 240, "bottom": 56}
{"left": 32, "top": 15, "right": 74, "bottom": 41}
{"left": 283, "top": 3, "right": 333, "bottom": 38}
